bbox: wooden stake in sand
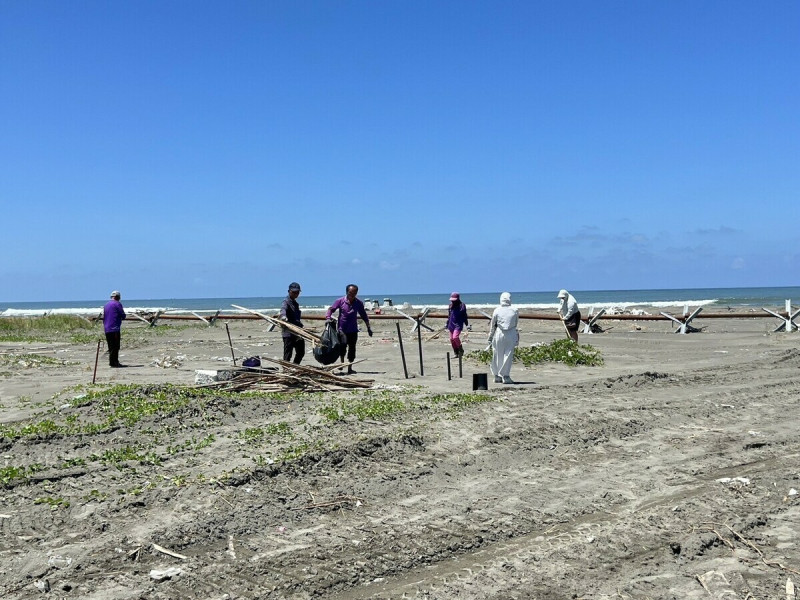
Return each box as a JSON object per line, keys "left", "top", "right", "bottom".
{"left": 416, "top": 317, "right": 424, "bottom": 376}
{"left": 225, "top": 323, "right": 237, "bottom": 366}
{"left": 446, "top": 351, "right": 451, "bottom": 381}
{"left": 395, "top": 322, "right": 408, "bottom": 379}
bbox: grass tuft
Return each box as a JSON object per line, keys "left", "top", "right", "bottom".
{"left": 468, "top": 338, "right": 603, "bottom": 367}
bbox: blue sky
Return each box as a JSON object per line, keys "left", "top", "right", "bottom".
{"left": 1, "top": 1, "right": 798, "bottom": 302}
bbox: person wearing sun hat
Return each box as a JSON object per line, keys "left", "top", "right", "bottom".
{"left": 103, "top": 290, "right": 127, "bottom": 367}
{"left": 557, "top": 289, "right": 581, "bottom": 343}
{"left": 280, "top": 282, "right": 305, "bottom": 364}
{"left": 446, "top": 292, "right": 470, "bottom": 358}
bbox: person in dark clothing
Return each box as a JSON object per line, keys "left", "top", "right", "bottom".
{"left": 280, "top": 282, "right": 305, "bottom": 364}
{"left": 103, "top": 290, "right": 127, "bottom": 367}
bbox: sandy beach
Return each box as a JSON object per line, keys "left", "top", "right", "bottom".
{"left": 1, "top": 309, "right": 799, "bottom": 599}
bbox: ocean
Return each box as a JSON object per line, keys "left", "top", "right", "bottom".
{"left": 1, "top": 287, "right": 799, "bottom": 317}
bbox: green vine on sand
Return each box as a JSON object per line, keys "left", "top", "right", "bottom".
{"left": 468, "top": 338, "right": 603, "bottom": 367}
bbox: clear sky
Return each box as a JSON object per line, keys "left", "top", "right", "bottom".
{"left": 1, "top": 1, "right": 798, "bottom": 302}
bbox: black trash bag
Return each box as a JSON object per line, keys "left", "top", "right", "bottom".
{"left": 314, "top": 320, "right": 344, "bottom": 365}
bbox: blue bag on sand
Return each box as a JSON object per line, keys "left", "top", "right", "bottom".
{"left": 314, "top": 321, "right": 345, "bottom": 365}
{"left": 242, "top": 356, "right": 261, "bottom": 368}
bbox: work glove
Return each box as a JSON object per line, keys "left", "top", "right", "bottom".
{"left": 367, "top": 328, "right": 373, "bottom": 337}
{"left": 466, "top": 325, "right": 472, "bottom": 332}
{"left": 280, "top": 315, "right": 288, "bottom": 321}
{"left": 326, "top": 317, "right": 335, "bottom": 324}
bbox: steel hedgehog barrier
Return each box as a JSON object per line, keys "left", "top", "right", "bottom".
{"left": 98, "top": 300, "right": 800, "bottom": 335}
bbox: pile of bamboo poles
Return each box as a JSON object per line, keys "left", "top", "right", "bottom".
{"left": 231, "top": 304, "right": 322, "bottom": 345}
{"left": 196, "top": 356, "right": 372, "bottom": 392}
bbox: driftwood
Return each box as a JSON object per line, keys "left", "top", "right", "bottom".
{"left": 152, "top": 543, "right": 187, "bottom": 560}
{"left": 231, "top": 304, "right": 321, "bottom": 345}
{"left": 196, "top": 357, "right": 372, "bottom": 392}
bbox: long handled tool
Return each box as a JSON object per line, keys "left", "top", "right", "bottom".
{"left": 92, "top": 339, "right": 101, "bottom": 384}
{"left": 561, "top": 317, "right": 571, "bottom": 339}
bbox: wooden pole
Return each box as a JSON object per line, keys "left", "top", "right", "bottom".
{"left": 561, "top": 317, "right": 572, "bottom": 340}
{"left": 416, "top": 317, "right": 424, "bottom": 376}
{"left": 446, "top": 352, "right": 451, "bottom": 381}
{"left": 92, "top": 339, "right": 101, "bottom": 384}
{"left": 395, "top": 322, "right": 408, "bottom": 379}
{"left": 225, "top": 323, "right": 237, "bottom": 366}
{"left": 458, "top": 352, "right": 462, "bottom": 378}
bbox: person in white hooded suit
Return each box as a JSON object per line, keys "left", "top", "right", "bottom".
{"left": 488, "top": 292, "right": 519, "bottom": 384}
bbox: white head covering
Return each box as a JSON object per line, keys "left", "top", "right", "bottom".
{"left": 557, "top": 289, "right": 568, "bottom": 299}
{"left": 500, "top": 292, "right": 511, "bottom": 306}
{"left": 110, "top": 290, "right": 121, "bottom": 299}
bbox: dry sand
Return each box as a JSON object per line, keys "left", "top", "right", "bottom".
{"left": 1, "top": 310, "right": 799, "bottom": 599}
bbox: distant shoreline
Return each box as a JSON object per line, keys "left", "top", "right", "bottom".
{"left": 2, "top": 286, "right": 799, "bottom": 318}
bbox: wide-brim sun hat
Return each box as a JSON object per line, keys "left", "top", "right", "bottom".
{"left": 557, "top": 289, "right": 568, "bottom": 299}
{"left": 449, "top": 292, "right": 460, "bottom": 301}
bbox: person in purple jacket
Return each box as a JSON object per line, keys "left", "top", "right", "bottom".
{"left": 103, "top": 290, "right": 127, "bottom": 367}
{"left": 447, "top": 292, "right": 470, "bottom": 358}
{"left": 325, "top": 284, "right": 372, "bottom": 374}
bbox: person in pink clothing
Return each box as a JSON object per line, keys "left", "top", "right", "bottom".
{"left": 446, "top": 292, "right": 470, "bottom": 358}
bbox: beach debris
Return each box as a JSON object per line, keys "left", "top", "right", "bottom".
{"left": 152, "top": 543, "right": 187, "bottom": 560}
{"left": 152, "top": 354, "right": 185, "bottom": 368}
{"left": 195, "top": 357, "right": 372, "bottom": 392}
{"left": 150, "top": 567, "right": 182, "bottom": 581}
{"left": 696, "top": 571, "right": 738, "bottom": 597}
{"left": 716, "top": 477, "right": 750, "bottom": 485}
{"left": 788, "top": 577, "right": 796, "bottom": 600}
{"left": 194, "top": 369, "right": 237, "bottom": 385}
{"left": 231, "top": 304, "right": 321, "bottom": 345}
{"left": 47, "top": 555, "right": 72, "bottom": 569}
{"left": 34, "top": 579, "right": 50, "bottom": 593}
{"left": 291, "top": 495, "right": 363, "bottom": 511}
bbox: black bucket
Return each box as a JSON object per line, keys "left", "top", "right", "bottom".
{"left": 472, "top": 373, "right": 488, "bottom": 391}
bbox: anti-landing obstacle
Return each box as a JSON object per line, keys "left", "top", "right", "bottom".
{"left": 82, "top": 300, "right": 800, "bottom": 335}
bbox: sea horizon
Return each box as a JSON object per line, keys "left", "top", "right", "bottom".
{"left": 2, "top": 286, "right": 799, "bottom": 318}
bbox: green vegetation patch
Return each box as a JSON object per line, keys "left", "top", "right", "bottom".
{"left": 1, "top": 384, "right": 221, "bottom": 440}
{"left": 426, "top": 392, "right": 496, "bottom": 412}
{"left": 0, "top": 463, "right": 45, "bottom": 485}
{"left": 0, "top": 315, "right": 95, "bottom": 342}
{"left": 469, "top": 338, "right": 603, "bottom": 367}
{"left": 240, "top": 423, "right": 292, "bottom": 444}
{"left": 319, "top": 391, "right": 406, "bottom": 422}
{"left": 34, "top": 496, "right": 71, "bottom": 510}
{"left": 0, "top": 353, "right": 72, "bottom": 368}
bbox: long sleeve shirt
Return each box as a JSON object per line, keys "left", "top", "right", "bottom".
{"left": 490, "top": 305, "right": 519, "bottom": 335}
{"left": 446, "top": 303, "right": 469, "bottom": 332}
{"left": 326, "top": 296, "right": 370, "bottom": 334}
{"left": 280, "top": 295, "right": 303, "bottom": 339}
{"left": 558, "top": 294, "right": 579, "bottom": 320}
{"left": 103, "top": 300, "right": 126, "bottom": 333}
